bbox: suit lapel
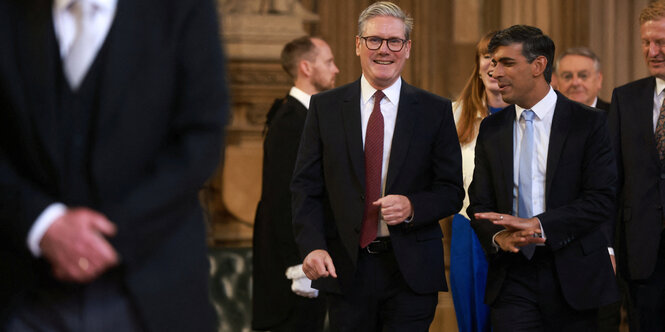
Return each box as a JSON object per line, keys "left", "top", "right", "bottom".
{"left": 94, "top": 0, "right": 145, "bottom": 140}
{"left": 341, "top": 80, "right": 365, "bottom": 192}
{"left": 498, "top": 107, "right": 515, "bottom": 211}
{"left": 546, "top": 93, "right": 572, "bottom": 199}
{"left": 17, "top": 0, "right": 61, "bottom": 167}
{"left": 636, "top": 78, "right": 658, "bottom": 165}
{"left": 385, "top": 81, "right": 415, "bottom": 192}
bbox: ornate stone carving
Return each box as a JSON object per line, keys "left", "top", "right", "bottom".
{"left": 207, "top": 1, "right": 313, "bottom": 246}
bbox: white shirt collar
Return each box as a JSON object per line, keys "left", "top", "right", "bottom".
{"left": 360, "top": 75, "right": 401, "bottom": 106}
{"left": 54, "top": 0, "right": 115, "bottom": 12}
{"left": 515, "top": 86, "right": 557, "bottom": 121}
{"left": 656, "top": 77, "right": 665, "bottom": 97}
{"left": 590, "top": 97, "right": 598, "bottom": 108}
{"left": 289, "top": 86, "right": 312, "bottom": 109}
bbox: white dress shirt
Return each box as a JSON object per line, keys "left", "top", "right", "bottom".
{"left": 653, "top": 77, "right": 665, "bottom": 132}
{"left": 27, "top": 0, "right": 117, "bottom": 257}
{"left": 289, "top": 86, "right": 312, "bottom": 110}
{"left": 53, "top": 0, "right": 117, "bottom": 58}
{"left": 590, "top": 97, "right": 598, "bottom": 108}
{"left": 513, "top": 87, "right": 557, "bottom": 222}
{"left": 360, "top": 75, "right": 401, "bottom": 237}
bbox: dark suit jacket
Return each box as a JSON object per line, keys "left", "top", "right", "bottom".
{"left": 596, "top": 98, "right": 610, "bottom": 112}
{"left": 467, "top": 91, "right": 618, "bottom": 310}
{"left": 291, "top": 79, "right": 464, "bottom": 295}
{"left": 0, "top": 0, "right": 227, "bottom": 331}
{"left": 252, "top": 95, "right": 313, "bottom": 329}
{"left": 609, "top": 76, "right": 665, "bottom": 280}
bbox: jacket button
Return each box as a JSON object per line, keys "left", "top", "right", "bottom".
{"left": 354, "top": 225, "right": 361, "bottom": 233}
{"left": 360, "top": 194, "right": 365, "bottom": 201}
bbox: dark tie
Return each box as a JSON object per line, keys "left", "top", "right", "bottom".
{"left": 518, "top": 110, "right": 536, "bottom": 259}
{"left": 359, "top": 90, "right": 385, "bottom": 248}
{"left": 655, "top": 99, "right": 665, "bottom": 161}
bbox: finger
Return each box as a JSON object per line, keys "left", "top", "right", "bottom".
{"left": 372, "top": 198, "right": 384, "bottom": 207}
{"left": 90, "top": 216, "right": 117, "bottom": 237}
{"left": 475, "top": 212, "right": 502, "bottom": 221}
{"left": 324, "top": 256, "right": 337, "bottom": 278}
{"left": 313, "top": 259, "right": 329, "bottom": 278}
{"left": 92, "top": 235, "right": 119, "bottom": 265}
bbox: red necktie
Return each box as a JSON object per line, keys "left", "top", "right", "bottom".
{"left": 359, "top": 90, "right": 385, "bottom": 248}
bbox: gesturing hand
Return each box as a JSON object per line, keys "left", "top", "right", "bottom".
{"left": 40, "top": 208, "right": 119, "bottom": 283}
{"left": 373, "top": 195, "right": 412, "bottom": 225}
{"left": 302, "top": 249, "right": 337, "bottom": 280}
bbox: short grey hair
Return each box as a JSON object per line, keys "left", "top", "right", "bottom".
{"left": 554, "top": 47, "right": 602, "bottom": 73}
{"left": 358, "top": 1, "right": 414, "bottom": 40}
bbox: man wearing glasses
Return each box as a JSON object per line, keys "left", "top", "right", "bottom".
{"left": 291, "top": 2, "right": 463, "bottom": 331}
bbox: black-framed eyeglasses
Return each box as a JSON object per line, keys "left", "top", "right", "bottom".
{"left": 359, "top": 36, "right": 408, "bottom": 52}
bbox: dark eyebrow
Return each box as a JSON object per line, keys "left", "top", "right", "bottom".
{"left": 496, "top": 56, "right": 516, "bottom": 63}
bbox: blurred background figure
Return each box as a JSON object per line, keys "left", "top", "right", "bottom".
{"left": 609, "top": 1, "right": 665, "bottom": 331}
{"left": 0, "top": 0, "right": 228, "bottom": 331}
{"left": 450, "top": 30, "right": 508, "bottom": 332}
{"left": 553, "top": 47, "right": 609, "bottom": 111}
{"left": 252, "top": 35, "right": 338, "bottom": 332}
{"left": 555, "top": 46, "right": 620, "bottom": 332}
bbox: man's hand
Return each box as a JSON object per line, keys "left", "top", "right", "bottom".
{"left": 40, "top": 208, "right": 119, "bottom": 283}
{"left": 373, "top": 195, "right": 412, "bottom": 225}
{"left": 302, "top": 249, "right": 337, "bottom": 280}
{"left": 475, "top": 212, "right": 542, "bottom": 233}
{"left": 494, "top": 229, "right": 546, "bottom": 253}
{"left": 610, "top": 254, "right": 616, "bottom": 274}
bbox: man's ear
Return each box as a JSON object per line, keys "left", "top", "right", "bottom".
{"left": 299, "top": 60, "right": 312, "bottom": 78}
{"left": 532, "top": 55, "right": 547, "bottom": 78}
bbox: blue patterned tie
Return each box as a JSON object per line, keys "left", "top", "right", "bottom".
{"left": 518, "top": 110, "right": 536, "bottom": 259}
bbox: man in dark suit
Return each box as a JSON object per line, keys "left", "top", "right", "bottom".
{"left": 252, "top": 35, "right": 338, "bottom": 332}
{"left": 0, "top": 0, "right": 227, "bottom": 331}
{"left": 609, "top": 2, "right": 665, "bottom": 330}
{"left": 554, "top": 46, "right": 620, "bottom": 331}
{"left": 468, "top": 25, "right": 618, "bottom": 331}
{"left": 291, "top": 2, "right": 463, "bottom": 330}
{"left": 553, "top": 47, "right": 610, "bottom": 112}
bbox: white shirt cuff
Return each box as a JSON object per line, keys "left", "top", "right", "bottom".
{"left": 492, "top": 230, "right": 507, "bottom": 251}
{"left": 27, "top": 203, "right": 67, "bottom": 257}
{"left": 608, "top": 247, "right": 614, "bottom": 256}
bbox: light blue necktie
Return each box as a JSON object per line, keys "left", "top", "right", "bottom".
{"left": 518, "top": 110, "right": 536, "bottom": 259}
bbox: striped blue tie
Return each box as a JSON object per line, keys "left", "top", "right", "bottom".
{"left": 518, "top": 110, "right": 536, "bottom": 259}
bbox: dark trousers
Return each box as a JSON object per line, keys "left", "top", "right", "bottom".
{"left": 327, "top": 247, "right": 438, "bottom": 332}
{"left": 627, "top": 230, "right": 665, "bottom": 332}
{"left": 596, "top": 299, "right": 621, "bottom": 332}
{"left": 271, "top": 295, "right": 327, "bottom": 332}
{"left": 4, "top": 271, "right": 144, "bottom": 332}
{"left": 491, "top": 247, "right": 597, "bottom": 332}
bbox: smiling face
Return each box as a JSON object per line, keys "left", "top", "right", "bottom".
{"left": 642, "top": 18, "right": 665, "bottom": 80}
{"left": 356, "top": 16, "right": 411, "bottom": 90}
{"left": 491, "top": 43, "right": 545, "bottom": 108}
{"left": 479, "top": 52, "right": 501, "bottom": 94}
{"left": 555, "top": 54, "right": 602, "bottom": 106}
